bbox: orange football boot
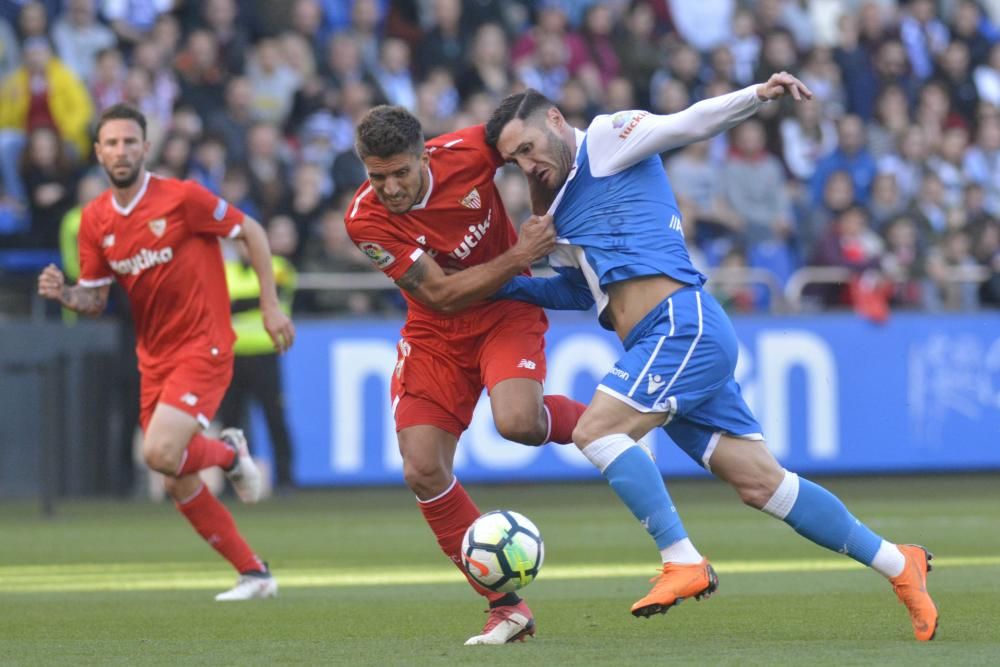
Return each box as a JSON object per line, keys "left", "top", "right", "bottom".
{"left": 631, "top": 559, "right": 719, "bottom": 618}
{"left": 890, "top": 544, "right": 938, "bottom": 641}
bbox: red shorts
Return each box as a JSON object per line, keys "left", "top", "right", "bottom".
{"left": 392, "top": 301, "right": 548, "bottom": 437}
{"left": 139, "top": 351, "right": 234, "bottom": 430}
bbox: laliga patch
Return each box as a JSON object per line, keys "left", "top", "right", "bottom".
{"left": 213, "top": 199, "right": 229, "bottom": 221}
{"left": 359, "top": 242, "right": 396, "bottom": 269}
{"left": 611, "top": 111, "right": 632, "bottom": 129}
{"left": 147, "top": 218, "right": 167, "bottom": 238}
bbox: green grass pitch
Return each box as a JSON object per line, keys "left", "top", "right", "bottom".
{"left": 2, "top": 474, "right": 999, "bottom": 666}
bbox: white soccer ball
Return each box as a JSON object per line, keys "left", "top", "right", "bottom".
{"left": 461, "top": 510, "right": 544, "bottom": 593}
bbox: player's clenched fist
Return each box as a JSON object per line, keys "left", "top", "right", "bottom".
{"left": 37, "top": 263, "right": 65, "bottom": 300}
{"left": 516, "top": 214, "right": 556, "bottom": 264}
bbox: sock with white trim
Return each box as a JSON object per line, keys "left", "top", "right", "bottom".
{"left": 582, "top": 433, "right": 689, "bottom": 551}
{"left": 762, "top": 470, "right": 892, "bottom": 572}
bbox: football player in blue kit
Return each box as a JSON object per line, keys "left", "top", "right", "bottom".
{"left": 484, "top": 72, "right": 938, "bottom": 641}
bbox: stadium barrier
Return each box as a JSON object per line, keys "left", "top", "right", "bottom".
{"left": 240, "top": 311, "right": 1000, "bottom": 487}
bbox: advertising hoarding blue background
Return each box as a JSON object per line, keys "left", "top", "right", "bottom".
{"left": 247, "top": 313, "right": 1000, "bottom": 486}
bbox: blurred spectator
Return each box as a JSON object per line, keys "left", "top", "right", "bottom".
{"left": 246, "top": 121, "right": 292, "bottom": 221}
{"left": 518, "top": 32, "right": 571, "bottom": 102}
{"left": 973, "top": 42, "right": 1000, "bottom": 106}
{"left": 219, "top": 166, "right": 260, "bottom": 221}
{"left": 52, "top": 0, "right": 117, "bottom": 83}
{"left": 811, "top": 204, "right": 885, "bottom": 306}
{"left": 804, "top": 169, "right": 856, "bottom": 260}
{"left": 247, "top": 37, "right": 301, "bottom": 126}
{"left": 907, "top": 171, "right": 950, "bottom": 239}
{"left": 132, "top": 41, "right": 178, "bottom": 128}
{"left": 722, "top": 119, "right": 793, "bottom": 246}
{"left": 833, "top": 14, "right": 879, "bottom": 120}
{"left": 173, "top": 29, "right": 226, "bottom": 117}
{"left": 576, "top": 4, "right": 619, "bottom": 88}
{"left": 869, "top": 171, "right": 908, "bottom": 229}
{"left": 153, "top": 132, "right": 192, "bottom": 180}
{"left": 90, "top": 47, "right": 127, "bottom": 112}
{"left": 613, "top": 2, "right": 659, "bottom": 106}
{"left": 206, "top": 76, "right": 254, "bottom": 165}
{"left": 350, "top": 0, "right": 385, "bottom": 73}
{"left": 101, "top": 0, "right": 175, "bottom": 50}
{"left": 927, "top": 125, "right": 970, "bottom": 206}
{"left": 877, "top": 124, "right": 930, "bottom": 201}
{"left": 372, "top": 37, "right": 416, "bottom": 111}
{"left": 880, "top": 215, "right": 926, "bottom": 308}
{"left": 20, "top": 126, "right": 81, "bottom": 249}
{"left": 900, "top": 0, "right": 950, "bottom": 81}
{"left": 299, "top": 202, "right": 389, "bottom": 314}
{"left": 417, "top": 0, "right": 466, "bottom": 79}
{"left": 668, "top": 0, "right": 734, "bottom": 53}
{"left": 811, "top": 114, "right": 878, "bottom": 205}
{"left": 798, "top": 46, "right": 846, "bottom": 115}
{"left": 0, "top": 15, "right": 19, "bottom": 81}
{"left": 666, "top": 141, "right": 741, "bottom": 243}
{"left": 935, "top": 40, "right": 980, "bottom": 121}
{"left": 288, "top": 0, "right": 326, "bottom": 60}
{"left": 16, "top": 0, "right": 49, "bottom": 41}
{"left": 325, "top": 33, "right": 372, "bottom": 89}
{"left": 925, "top": 229, "right": 980, "bottom": 310}
{"left": 189, "top": 134, "right": 227, "bottom": 195}
{"left": 495, "top": 166, "right": 531, "bottom": 226}
{"left": 780, "top": 100, "right": 838, "bottom": 181}
{"left": 729, "top": 8, "right": 761, "bottom": 86}
{"left": 0, "top": 38, "right": 93, "bottom": 204}
{"left": 754, "top": 29, "right": 799, "bottom": 84}
{"left": 963, "top": 115, "right": 1000, "bottom": 215}
{"left": 866, "top": 85, "right": 911, "bottom": 159}
{"left": 457, "top": 23, "right": 511, "bottom": 103}
{"left": 201, "top": 0, "right": 251, "bottom": 77}
{"left": 282, "top": 162, "right": 330, "bottom": 261}
{"left": 950, "top": 0, "right": 993, "bottom": 67}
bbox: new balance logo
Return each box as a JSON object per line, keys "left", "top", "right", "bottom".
{"left": 101, "top": 234, "right": 115, "bottom": 248}
{"left": 180, "top": 392, "right": 198, "bottom": 406}
{"left": 516, "top": 359, "right": 536, "bottom": 370}
{"left": 647, "top": 373, "right": 665, "bottom": 394}
{"left": 416, "top": 235, "right": 426, "bottom": 245}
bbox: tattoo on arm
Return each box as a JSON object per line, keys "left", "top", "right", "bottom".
{"left": 395, "top": 259, "right": 427, "bottom": 293}
{"left": 61, "top": 285, "right": 108, "bottom": 316}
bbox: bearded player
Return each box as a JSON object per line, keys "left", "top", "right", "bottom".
{"left": 345, "top": 106, "right": 587, "bottom": 645}
{"left": 37, "top": 104, "right": 295, "bottom": 601}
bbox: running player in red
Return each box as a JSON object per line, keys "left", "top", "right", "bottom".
{"left": 37, "top": 104, "right": 295, "bottom": 601}
{"left": 346, "top": 106, "right": 587, "bottom": 645}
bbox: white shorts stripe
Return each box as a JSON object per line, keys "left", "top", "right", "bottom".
{"left": 667, "top": 298, "right": 675, "bottom": 337}
{"left": 597, "top": 385, "right": 668, "bottom": 414}
{"left": 654, "top": 291, "right": 703, "bottom": 407}
{"left": 627, "top": 335, "right": 666, "bottom": 398}
{"left": 78, "top": 276, "right": 113, "bottom": 287}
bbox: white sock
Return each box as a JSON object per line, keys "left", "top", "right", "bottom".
{"left": 580, "top": 433, "right": 635, "bottom": 473}
{"left": 659, "top": 537, "right": 703, "bottom": 565}
{"left": 870, "top": 540, "right": 906, "bottom": 579}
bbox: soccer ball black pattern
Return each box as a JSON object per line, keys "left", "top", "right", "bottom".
{"left": 461, "top": 510, "right": 544, "bottom": 593}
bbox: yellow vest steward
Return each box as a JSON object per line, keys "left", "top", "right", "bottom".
{"left": 0, "top": 60, "right": 94, "bottom": 157}
{"left": 225, "top": 257, "right": 296, "bottom": 356}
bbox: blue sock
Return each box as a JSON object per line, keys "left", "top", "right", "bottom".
{"left": 767, "top": 473, "right": 883, "bottom": 565}
{"left": 598, "top": 443, "right": 688, "bottom": 550}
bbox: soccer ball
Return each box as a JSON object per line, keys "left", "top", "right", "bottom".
{"left": 461, "top": 510, "right": 544, "bottom": 593}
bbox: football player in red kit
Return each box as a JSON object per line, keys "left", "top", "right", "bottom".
{"left": 346, "top": 106, "right": 587, "bottom": 644}
{"left": 37, "top": 104, "right": 295, "bottom": 601}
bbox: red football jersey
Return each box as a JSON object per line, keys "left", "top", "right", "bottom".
{"left": 78, "top": 172, "right": 244, "bottom": 372}
{"left": 345, "top": 125, "right": 525, "bottom": 324}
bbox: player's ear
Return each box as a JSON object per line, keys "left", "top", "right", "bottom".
{"left": 547, "top": 106, "right": 563, "bottom": 129}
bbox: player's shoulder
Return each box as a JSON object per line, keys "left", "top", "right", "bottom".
{"left": 587, "top": 110, "right": 652, "bottom": 141}
{"left": 343, "top": 182, "right": 388, "bottom": 236}
{"left": 426, "top": 125, "right": 501, "bottom": 166}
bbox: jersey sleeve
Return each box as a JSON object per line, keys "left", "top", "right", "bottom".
{"left": 182, "top": 181, "right": 245, "bottom": 238}
{"left": 345, "top": 210, "right": 424, "bottom": 283}
{"left": 437, "top": 125, "right": 504, "bottom": 172}
{"left": 77, "top": 208, "right": 113, "bottom": 288}
{"left": 586, "top": 86, "right": 765, "bottom": 177}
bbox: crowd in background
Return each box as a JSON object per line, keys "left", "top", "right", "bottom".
{"left": 0, "top": 0, "right": 998, "bottom": 316}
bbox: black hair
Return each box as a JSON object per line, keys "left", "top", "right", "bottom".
{"left": 95, "top": 103, "right": 147, "bottom": 140}
{"left": 355, "top": 105, "right": 424, "bottom": 159}
{"left": 484, "top": 88, "right": 556, "bottom": 147}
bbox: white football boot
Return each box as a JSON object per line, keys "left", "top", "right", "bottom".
{"left": 220, "top": 428, "right": 263, "bottom": 503}
{"left": 215, "top": 571, "right": 278, "bottom": 601}
{"left": 464, "top": 600, "right": 535, "bottom": 645}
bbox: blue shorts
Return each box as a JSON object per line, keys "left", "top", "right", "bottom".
{"left": 597, "top": 287, "right": 763, "bottom": 468}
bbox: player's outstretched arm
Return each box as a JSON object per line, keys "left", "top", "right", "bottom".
{"left": 495, "top": 266, "right": 595, "bottom": 311}
{"left": 593, "top": 72, "right": 813, "bottom": 176}
{"left": 36, "top": 264, "right": 110, "bottom": 317}
{"left": 397, "top": 215, "right": 556, "bottom": 313}
{"left": 233, "top": 216, "right": 296, "bottom": 353}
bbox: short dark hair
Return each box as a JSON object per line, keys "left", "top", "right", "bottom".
{"left": 95, "top": 104, "right": 147, "bottom": 140}
{"left": 485, "top": 89, "right": 555, "bottom": 147}
{"left": 355, "top": 105, "right": 424, "bottom": 159}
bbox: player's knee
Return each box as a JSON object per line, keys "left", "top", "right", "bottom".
{"left": 402, "top": 459, "right": 450, "bottom": 499}
{"left": 571, "top": 416, "right": 605, "bottom": 449}
{"left": 494, "top": 411, "right": 545, "bottom": 446}
{"left": 142, "top": 439, "right": 182, "bottom": 475}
